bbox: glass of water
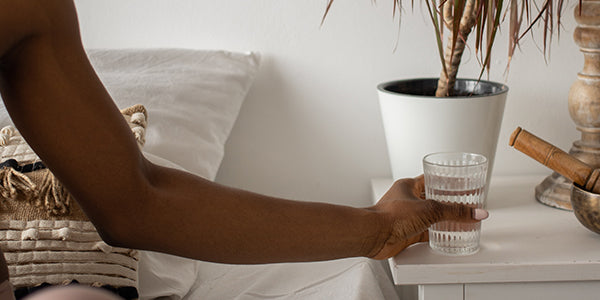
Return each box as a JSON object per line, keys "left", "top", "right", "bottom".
{"left": 423, "top": 152, "right": 488, "bottom": 256}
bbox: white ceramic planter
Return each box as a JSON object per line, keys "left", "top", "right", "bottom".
{"left": 377, "top": 78, "right": 508, "bottom": 198}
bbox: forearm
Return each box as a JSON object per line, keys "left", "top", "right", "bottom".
{"left": 131, "top": 163, "right": 387, "bottom": 263}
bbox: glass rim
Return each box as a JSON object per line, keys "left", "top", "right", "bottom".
{"left": 423, "top": 151, "right": 488, "bottom": 167}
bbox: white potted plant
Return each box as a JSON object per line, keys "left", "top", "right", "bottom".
{"left": 324, "top": 0, "right": 572, "bottom": 198}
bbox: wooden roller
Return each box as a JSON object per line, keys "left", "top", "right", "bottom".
{"left": 509, "top": 127, "right": 600, "bottom": 194}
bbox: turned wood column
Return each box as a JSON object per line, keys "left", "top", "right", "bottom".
{"left": 536, "top": 0, "right": 600, "bottom": 210}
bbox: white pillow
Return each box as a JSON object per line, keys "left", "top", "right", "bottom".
{"left": 87, "top": 48, "right": 260, "bottom": 180}
{"left": 86, "top": 49, "right": 260, "bottom": 299}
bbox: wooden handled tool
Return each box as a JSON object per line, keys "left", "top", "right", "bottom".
{"left": 509, "top": 127, "right": 600, "bottom": 194}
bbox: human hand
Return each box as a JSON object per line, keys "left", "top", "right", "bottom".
{"left": 368, "top": 175, "right": 488, "bottom": 259}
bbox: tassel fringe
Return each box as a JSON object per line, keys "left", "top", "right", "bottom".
{"left": 0, "top": 167, "right": 36, "bottom": 202}
{"left": 36, "top": 169, "right": 71, "bottom": 215}
{"left": 0, "top": 167, "right": 71, "bottom": 216}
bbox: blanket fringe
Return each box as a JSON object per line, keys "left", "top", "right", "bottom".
{"left": 0, "top": 167, "right": 71, "bottom": 216}
{"left": 36, "top": 169, "right": 71, "bottom": 215}
{"left": 0, "top": 167, "right": 36, "bottom": 202}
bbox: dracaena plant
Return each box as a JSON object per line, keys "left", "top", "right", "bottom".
{"left": 324, "top": 0, "right": 574, "bottom": 97}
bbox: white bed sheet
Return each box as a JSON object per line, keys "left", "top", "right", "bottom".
{"left": 183, "top": 258, "right": 398, "bottom": 300}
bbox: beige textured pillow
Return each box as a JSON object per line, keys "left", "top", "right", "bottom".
{"left": 0, "top": 104, "right": 146, "bottom": 299}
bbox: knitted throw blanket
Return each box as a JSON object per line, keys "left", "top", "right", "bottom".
{"left": 0, "top": 104, "right": 146, "bottom": 298}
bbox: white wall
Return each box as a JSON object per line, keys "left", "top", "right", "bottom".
{"left": 74, "top": 0, "right": 581, "bottom": 207}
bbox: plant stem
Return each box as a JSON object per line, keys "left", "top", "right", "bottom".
{"left": 436, "top": 0, "right": 478, "bottom": 97}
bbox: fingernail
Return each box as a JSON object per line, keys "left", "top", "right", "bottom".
{"left": 473, "top": 208, "right": 489, "bottom": 220}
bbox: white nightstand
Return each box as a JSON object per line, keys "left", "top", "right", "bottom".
{"left": 371, "top": 175, "right": 600, "bottom": 300}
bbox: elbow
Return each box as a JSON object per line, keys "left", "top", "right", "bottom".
{"left": 74, "top": 158, "right": 161, "bottom": 251}
{"left": 80, "top": 187, "right": 154, "bottom": 250}
{"left": 89, "top": 211, "right": 141, "bottom": 249}
{"left": 91, "top": 201, "right": 157, "bottom": 251}
{"left": 94, "top": 224, "right": 132, "bottom": 249}
{"left": 89, "top": 189, "right": 157, "bottom": 250}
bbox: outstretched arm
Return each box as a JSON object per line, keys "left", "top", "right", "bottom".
{"left": 0, "top": 0, "right": 486, "bottom": 264}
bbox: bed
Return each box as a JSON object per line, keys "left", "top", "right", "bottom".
{"left": 139, "top": 251, "right": 398, "bottom": 299}
{"left": 0, "top": 48, "right": 399, "bottom": 300}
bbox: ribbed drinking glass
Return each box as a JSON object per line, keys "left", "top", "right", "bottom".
{"left": 423, "top": 152, "right": 488, "bottom": 255}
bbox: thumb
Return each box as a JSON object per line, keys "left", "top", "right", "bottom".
{"left": 424, "top": 200, "right": 489, "bottom": 225}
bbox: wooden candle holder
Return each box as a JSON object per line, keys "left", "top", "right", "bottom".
{"left": 536, "top": 0, "right": 600, "bottom": 210}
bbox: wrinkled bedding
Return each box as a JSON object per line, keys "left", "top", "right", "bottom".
{"left": 139, "top": 249, "right": 398, "bottom": 300}
{"left": 185, "top": 258, "right": 398, "bottom": 300}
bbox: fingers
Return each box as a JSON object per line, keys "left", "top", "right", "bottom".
{"left": 412, "top": 175, "right": 425, "bottom": 199}
{"left": 382, "top": 176, "right": 425, "bottom": 202}
{"left": 425, "top": 200, "right": 489, "bottom": 224}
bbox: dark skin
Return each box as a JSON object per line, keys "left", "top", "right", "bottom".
{"left": 0, "top": 0, "right": 487, "bottom": 280}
